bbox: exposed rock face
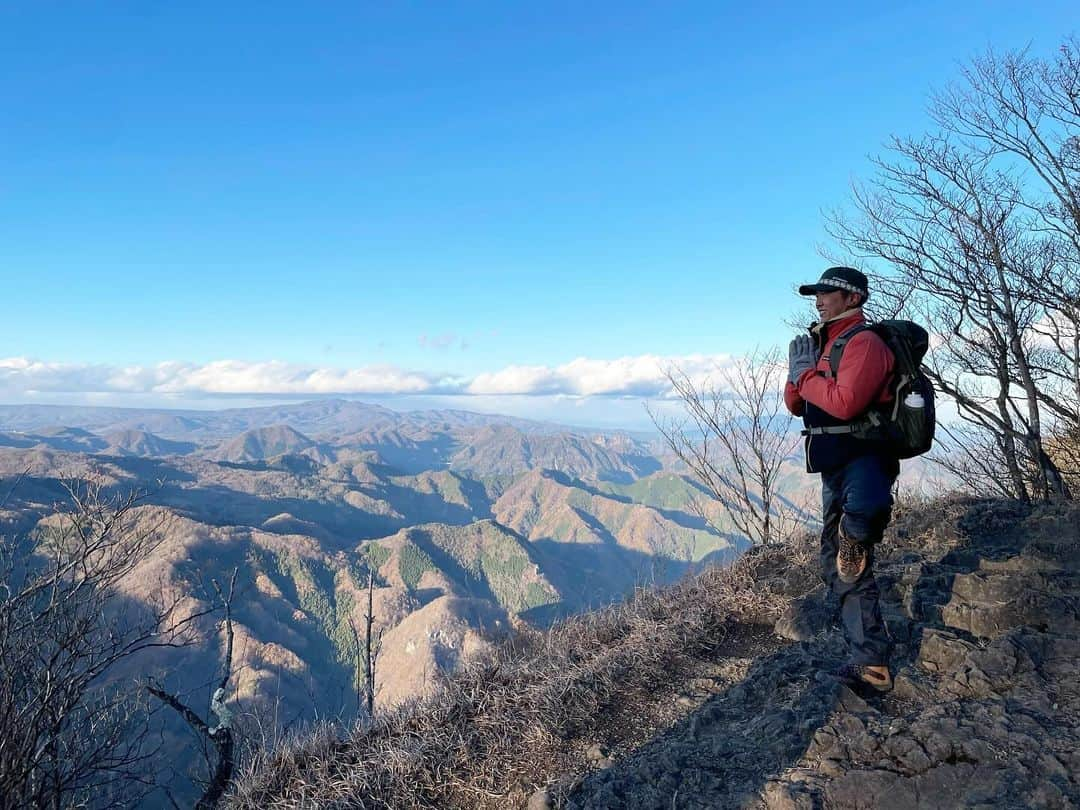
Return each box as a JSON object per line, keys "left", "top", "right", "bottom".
{"left": 374, "top": 596, "right": 510, "bottom": 707}
{"left": 567, "top": 501, "right": 1080, "bottom": 809}
{"left": 774, "top": 586, "right": 833, "bottom": 642}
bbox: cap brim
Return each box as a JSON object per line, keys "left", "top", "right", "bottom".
{"left": 798, "top": 283, "right": 841, "bottom": 295}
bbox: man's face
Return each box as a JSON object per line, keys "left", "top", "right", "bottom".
{"left": 815, "top": 289, "right": 860, "bottom": 321}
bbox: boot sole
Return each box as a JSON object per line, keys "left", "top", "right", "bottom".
{"left": 835, "top": 670, "right": 893, "bottom": 694}
{"left": 836, "top": 563, "right": 867, "bottom": 585}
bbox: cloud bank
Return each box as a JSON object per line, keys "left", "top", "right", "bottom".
{"left": 0, "top": 354, "right": 735, "bottom": 400}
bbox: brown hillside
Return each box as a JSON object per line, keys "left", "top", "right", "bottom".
{"left": 494, "top": 469, "right": 726, "bottom": 559}
{"left": 361, "top": 520, "right": 561, "bottom": 616}
{"left": 211, "top": 424, "right": 319, "bottom": 463}
{"left": 375, "top": 596, "right": 510, "bottom": 708}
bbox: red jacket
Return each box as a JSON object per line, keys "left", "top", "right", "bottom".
{"left": 784, "top": 310, "right": 894, "bottom": 420}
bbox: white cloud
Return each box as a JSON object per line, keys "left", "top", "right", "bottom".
{"left": 0, "top": 353, "right": 737, "bottom": 400}
{"left": 155, "top": 361, "right": 444, "bottom": 395}
{"left": 467, "top": 353, "right": 735, "bottom": 396}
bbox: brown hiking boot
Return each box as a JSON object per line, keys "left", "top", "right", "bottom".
{"left": 836, "top": 663, "right": 893, "bottom": 693}
{"left": 836, "top": 524, "right": 867, "bottom": 584}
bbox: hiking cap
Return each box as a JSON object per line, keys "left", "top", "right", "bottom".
{"left": 798, "top": 266, "right": 869, "bottom": 298}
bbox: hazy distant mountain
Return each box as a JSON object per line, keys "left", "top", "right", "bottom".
{"left": 207, "top": 399, "right": 399, "bottom": 437}
{"left": 1, "top": 426, "right": 111, "bottom": 454}
{"left": 0, "top": 404, "right": 161, "bottom": 432}
{"left": 449, "top": 424, "right": 661, "bottom": 481}
{"left": 0, "top": 400, "right": 562, "bottom": 441}
{"left": 0, "top": 400, "right": 675, "bottom": 485}
{"left": 103, "top": 429, "right": 197, "bottom": 457}
{"left": 117, "top": 413, "right": 210, "bottom": 438}
{"left": 0, "top": 432, "right": 37, "bottom": 450}
{"left": 332, "top": 424, "right": 456, "bottom": 473}
{"left": 210, "top": 424, "right": 321, "bottom": 463}
{"left": 0, "top": 399, "right": 732, "bottom": 803}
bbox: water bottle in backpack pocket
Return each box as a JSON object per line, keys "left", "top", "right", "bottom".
{"left": 890, "top": 367, "right": 936, "bottom": 459}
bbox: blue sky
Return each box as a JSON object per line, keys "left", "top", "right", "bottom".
{"left": 0, "top": 2, "right": 1076, "bottom": 427}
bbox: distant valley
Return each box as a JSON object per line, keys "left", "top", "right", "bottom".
{"left": 0, "top": 401, "right": 755, "bottom": 753}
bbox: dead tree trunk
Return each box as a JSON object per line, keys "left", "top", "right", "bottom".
{"left": 146, "top": 568, "right": 238, "bottom": 810}
{"left": 364, "top": 569, "right": 376, "bottom": 718}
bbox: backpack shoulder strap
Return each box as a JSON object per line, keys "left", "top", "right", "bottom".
{"left": 827, "top": 324, "right": 870, "bottom": 378}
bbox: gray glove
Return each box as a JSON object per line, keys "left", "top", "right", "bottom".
{"left": 788, "top": 334, "right": 817, "bottom": 386}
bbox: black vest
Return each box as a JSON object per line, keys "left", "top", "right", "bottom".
{"left": 802, "top": 324, "right": 877, "bottom": 474}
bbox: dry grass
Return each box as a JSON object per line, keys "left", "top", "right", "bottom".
{"left": 885, "top": 492, "right": 1034, "bottom": 558}
{"left": 885, "top": 492, "right": 976, "bottom": 553}
{"left": 225, "top": 537, "right": 814, "bottom": 810}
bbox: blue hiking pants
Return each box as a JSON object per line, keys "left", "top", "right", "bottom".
{"left": 819, "top": 453, "right": 899, "bottom": 666}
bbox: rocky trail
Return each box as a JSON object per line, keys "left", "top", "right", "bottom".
{"left": 563, "top": 500, "right": 1080, "bottom": 809}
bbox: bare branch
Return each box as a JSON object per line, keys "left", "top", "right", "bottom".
{"left": 651, "top": 349, "right": 806, "bottom": 545}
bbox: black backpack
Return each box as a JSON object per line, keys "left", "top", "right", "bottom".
{"left": 827, "top": 320, "right": 936, "bottom": 459}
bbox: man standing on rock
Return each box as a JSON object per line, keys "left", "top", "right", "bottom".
{"left": 784, "top": 266, "right": 898, "bottom": 693}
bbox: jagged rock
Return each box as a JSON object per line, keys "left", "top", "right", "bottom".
{"left": 774, "top": 587, "right": 832, "bottom": 641}
{"left": 762, "top": 780, "right": 815, "bottom": 810}
{"left": 879, "top": 562, "right": 924, "bottom": 620}
{"left": 526, "top": 787, "right": 552, "bottom": 810}
{"left": 881, "top": 735, "right": 932, "bottom": 774}
{"left": 825, "top": 769, "right": 920, "bottom": 809}
{"left": 942, "top": 576, "right": 1058, "bottom": 639}
{"left": 834, "top": 684, "right": 873, "bottom": 715}
{"left": 917, "top": 628, "right": 977, "bottom": 674}
{"left": 889, "top": 670, "right": 935, "bottom": 702}
{"left": 585, "top": 743, "right": 609, "bottom": 763}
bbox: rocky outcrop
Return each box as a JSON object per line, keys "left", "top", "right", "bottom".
{"left": 566, "top": 500, "right": 1080, "bottom": 809}
{"left": 374, "top": 595, "right": 511, "bottom": 707}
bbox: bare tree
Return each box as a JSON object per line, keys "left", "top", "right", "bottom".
{"left": 146, "top": 568, "right": 239, "bottom": 810}
{"left": 0, "top": 480, "right": 210, "bottom": 809}
{"left": 650, "top": 349, "right": 805, "bottom": 545}
{"left": 929, "top": 422, "right": 1026, "bottom": 500}
{"left": 932, "top": 41, "right": 1080, "bottom": 446}
{"left": 828, "top": 41, "right": 1080, "bottom": 501}
{"left": 1046, "top": 423, "right": 1080, "bottom": 494}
